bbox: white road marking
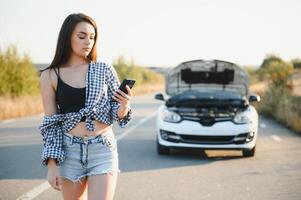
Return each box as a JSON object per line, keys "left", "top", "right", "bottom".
{"left": 16, "top": 111, "right": 157, "bottom": 200}
{"left": 16, "top": 182, "right": 49, "bottom": 200}
{"left": 0, "top": 113, "right": 43, "bottom": 124}
{"left": 271, "top": 135, "right": 282, "bottom": 142}
{"left": 1, "top": 119, "right": 16, "bottom": 124}
{"left": 116, "top": 111, "right": 157, "bottom": 141}
{"left": 259, "top": 123, "right": 267, "bottom": 128}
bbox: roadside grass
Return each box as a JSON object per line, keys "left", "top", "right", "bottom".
{"left": 0, "top": 95, "right": 43, "bottom": 120}
{"left": 0, "top": 83, "right": 164, "bottom": 121}
{"left": 250, "top": 82, "right": 301, "bottom": 134}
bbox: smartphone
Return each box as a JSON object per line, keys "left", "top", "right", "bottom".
{"left": 118, "top": 79, "right": 136, "bottom": 94}
{"left": 112, "top": 78, "right": 136, "bottom": 101}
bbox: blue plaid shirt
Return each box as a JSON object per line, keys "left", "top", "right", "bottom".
{"left": 38, "top": 62, "right": 133, "bottom": 166}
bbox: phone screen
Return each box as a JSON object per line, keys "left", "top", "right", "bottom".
{"left": 119, "top": 79, "right": 136, "bottom": 94}
{"left": 112, "top": 79, "right": 136, "bottom": 101}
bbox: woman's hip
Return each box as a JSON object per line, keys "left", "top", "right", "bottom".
{"left": 61, "top": 129, "right": 118, "bottom": 167}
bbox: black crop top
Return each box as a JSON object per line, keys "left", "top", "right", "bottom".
{"left": 54, "top": 67, "right": 86, "bottom": 122}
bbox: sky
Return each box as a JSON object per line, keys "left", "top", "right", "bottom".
{"left": 0, "top": 0, "right": 300, "bottom": 67}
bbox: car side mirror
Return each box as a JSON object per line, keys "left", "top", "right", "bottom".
{"left": 249, "top": 94, "right": 260, "bottom": 102}
{"left": 155, "top": 93, "right": 165, "bottom": 101}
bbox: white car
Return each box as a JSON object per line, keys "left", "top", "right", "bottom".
{"left": 155, "top": 60, "right": 260, "bottom": 157}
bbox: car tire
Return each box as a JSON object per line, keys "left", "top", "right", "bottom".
{"left": 157, "top": 137, "right": 170, "bottom": 155}
{"left": 242, "top": 146, "right": 256, "bottom": 157}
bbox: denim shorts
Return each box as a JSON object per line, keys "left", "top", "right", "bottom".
{"left": 59, "top": 129, "right": 120, "bottom": 184}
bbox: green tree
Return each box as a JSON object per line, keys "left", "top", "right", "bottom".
{"left": 0, "top": 45, "right": 40, "bottom": 97}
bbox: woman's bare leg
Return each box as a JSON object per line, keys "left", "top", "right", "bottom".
{"left": 87, "top": 172, "right": 118, "bottom": 200}
{"left": 61, "top": 177, "right": 88, "bottom": 200}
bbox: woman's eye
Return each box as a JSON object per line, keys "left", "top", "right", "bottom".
{"left": 79, "top": 37, "right": 85, "bottom": 39}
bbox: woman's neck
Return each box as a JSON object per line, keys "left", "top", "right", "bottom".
{"left": 65, "top": 55, "right": 89, "bottom": 67}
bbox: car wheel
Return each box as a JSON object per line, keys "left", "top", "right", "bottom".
{"left": 157, "top": 137, "right": 170, "bottom": 155}
{"left": 242, "top": 146, "right": 256, "bottom": 157}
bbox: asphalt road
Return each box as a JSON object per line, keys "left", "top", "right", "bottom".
{"left": 0, "top": 93, "right": 300, "bottom": 200}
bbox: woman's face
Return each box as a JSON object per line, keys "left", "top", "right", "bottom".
{"left": 70, "top": 21, "right": 96, "bottom": 58}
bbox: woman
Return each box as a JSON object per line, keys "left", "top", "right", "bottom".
{"left": 39, "top": 13, "right": 133, "bottom": 200}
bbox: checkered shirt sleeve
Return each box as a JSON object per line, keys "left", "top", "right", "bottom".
{"left": 39, "top": 115, "right": 65, "bottom": 166}
{"left": 105, "top": 63, "right": 133, "bottom": 128}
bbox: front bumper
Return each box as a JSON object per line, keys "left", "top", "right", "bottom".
{"left": 157, "top": 119, "right": 257, "bottom": 150}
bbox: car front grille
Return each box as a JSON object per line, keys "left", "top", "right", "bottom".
{"left": 180, "top": 134, "right": 235, "bottom": 144}
{"left": 181, "top": 116, "right": 232, "bottom": 126}
{"left": 177, "top": 109, "right": 234, "bottom": 126}
{"left": 160, "top": 130, "right": 252, "bottom": 145}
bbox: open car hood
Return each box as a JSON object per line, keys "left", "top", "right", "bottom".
{"left": 166, "top": 60, "right": 249, "bottom": 96}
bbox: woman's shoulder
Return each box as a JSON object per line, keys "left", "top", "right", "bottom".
{"left": 92, "top": 61, "right": 114, "bottom": 71}
{"left": 93, "top": 61, "right": 111, "bottom": 66}
{"left": 40, "top": 68, "right": 56, "bottom": 82}
{"left": 40, "top": 67, "right": 59, "bottom": 92}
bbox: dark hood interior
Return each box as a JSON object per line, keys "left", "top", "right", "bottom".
{"left": 166, "top": 90, "right": 248, "bottom": 108}
{"left": 166, "top": 59, "right": 249, "bottom": 96}
{"left": 181, "top": 68, "right": 235, "bottom": 85}
{"left": 165, "top": 90, "right": 249, "bottom": 126}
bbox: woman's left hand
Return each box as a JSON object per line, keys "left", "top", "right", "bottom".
{"left": 112, "top": 85, "right": 132, "bottom": 108}
{"left": 113, "top": 85, "right": 132, "bottom": 119}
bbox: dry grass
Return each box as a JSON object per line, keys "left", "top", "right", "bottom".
{"left": 0, "top": 83, "right": 165, "bottom": 121}
{"left": 249, "top": 81, "right": 269, "bottom": 96}
{"left": 255, "top": 85, "right": 301, "bottom": 134}
{"left": 274, "top": 94, "right": 301, "bottom": 133}
{"left": 132, "top": 83, "right": 165, "bottom": 95}
{"left": 249, "top": 74, "right": 301, "bottom": 97}
{"left": 0, "top": 95, "right": 43, "bottom": 121}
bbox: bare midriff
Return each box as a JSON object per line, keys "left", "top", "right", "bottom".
{"left": 68, "top": 120, "right": 112, "bottom": 137}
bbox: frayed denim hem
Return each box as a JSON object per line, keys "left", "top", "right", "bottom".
{"left": 60, "top": 169, "right": 121, "bottom": 184}
{"left": 60, "top": 175, "right": 87, "bottom": 184}
{"left": 87, "top": 169, "right": 121, "bottom": 177}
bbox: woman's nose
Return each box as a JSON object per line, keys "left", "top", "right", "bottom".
{"left": 85, "top": 38, "right": 93, "bottom": 45}
{"left": 85, "top": 40, "right": 90, "bottom": 45}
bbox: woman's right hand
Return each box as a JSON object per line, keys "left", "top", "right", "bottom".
{"left": 47, "top": 159, "right": 62, "bottom": 191}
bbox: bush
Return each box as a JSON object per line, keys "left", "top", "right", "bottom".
{"left": 265, "top": 61, "right": 294, "bottom": 87}
{"left": 252, "top": 54, "right": 300, "bottom": 133}
{"left": 255, "top": 54, "right": 293, "bottom": 87}
{"left": 291, "top": 58, "right": 301, "bottom": 69}
{"left": 260, "top": 54, "right": 283, "bottom": 69}
{"left": 0, "top": 45, "right": 40, "bottom": 97}
{"left": 112, "top": 55, "right": 163, "bottom": 86}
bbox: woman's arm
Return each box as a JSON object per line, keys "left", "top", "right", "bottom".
{"left": 40, "top": 68, "right": 58, "bottom": 118}
{"left": 39, "top": 68, "right": 61, "bottom": 167}
{"left": 106, "top": 64, "right": 133, "bottom": 127}
{"left": 39, "top": 68, "right": 63, "bottom": 191}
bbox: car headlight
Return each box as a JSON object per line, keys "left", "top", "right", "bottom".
{"left": 160, "top": 108, "right": 181, "bottom": 123}
{"left": 233, "top": 111, "right": 252, "bottom": 124}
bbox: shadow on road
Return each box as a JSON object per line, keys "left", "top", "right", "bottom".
{"left": 0, "top": 144, "right": 46, "bottom": 180}
{"left": 118, "top": 138, "right": 244, "bottom": 173}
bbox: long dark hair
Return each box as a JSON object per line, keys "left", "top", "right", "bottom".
{"left": 40, "top": 13, "right": 98, "bottom": 73}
